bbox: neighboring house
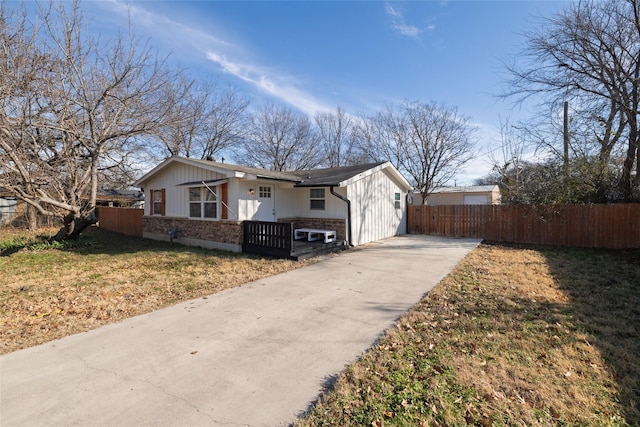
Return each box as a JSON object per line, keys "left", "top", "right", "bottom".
{"left": 0, "top": 194, "right": 22, "bottom": 226}
{"left": 133, "top": 156, "right": 413, "bottom": 253}
{"left": 412, "top": 185, "right": 501, "bottom": 205}
{"left": 96, "top": 189, "right": 144, "bottom": 208}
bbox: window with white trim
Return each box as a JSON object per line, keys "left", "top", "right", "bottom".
{"left": 189, "top": 187, "right": 217, "bottom": 219}
{"left": 310, "top": 188, "right": 325, "bottom": 210}
{"left": 394, "top": 192, "right": 401, "bottom": 209}
{"left": 152, "top": 189, "right": 164, "bottom": 215}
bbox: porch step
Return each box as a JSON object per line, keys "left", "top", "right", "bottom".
{"left": 290, "top": 241, "right": 349, "bottom": 260}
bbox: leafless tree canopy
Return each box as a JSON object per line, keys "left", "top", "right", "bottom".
{"left": 504, "top": 0, "right": 640, "bottom": 201}
{"left": 314, "top": 107, "right": 358, "bottom": 167}
{"left": 154, "top": 80, "right": 249, "bottom": 161}
{"left": 239, "top": 104, "right": 322, "bottom": 171}
{"left": 355, "top": 101, "right": 476, "bottom": 202}
{"left": 0, "top": 1, "right": 185, "bottom": 238}
{"left": 1, "top": 1, "right": 487, "bottom": 237}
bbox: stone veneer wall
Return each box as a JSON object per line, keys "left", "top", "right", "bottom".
{"left": 143, "top": 217, "right": 242, "bottom": 245}
{"left": 278, "top": 217, "right": 346, "bottom": 242}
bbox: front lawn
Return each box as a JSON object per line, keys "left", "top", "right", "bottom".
{"left": 2, "top": 227, "right": 638, "bottom": 425}
{"left": 297, "top": 243, "right": 640, "bottom": 426}
{"left": 0, "top": 226, "right": 309, "bottom": 354}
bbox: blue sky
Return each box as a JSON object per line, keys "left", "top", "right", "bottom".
{"left": 83, "top": 0, "right": 570, "bottom": 184}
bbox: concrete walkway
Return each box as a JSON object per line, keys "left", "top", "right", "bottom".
{"left": 1, "top": 235, "right": 481, "bottom": 427}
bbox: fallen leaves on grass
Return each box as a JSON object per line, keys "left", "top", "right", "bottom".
{"left": 0, "top": 227, "right": 311, "bottom": 354}
{"left": 297, "top": 243, "right": 639, "bottom": 426}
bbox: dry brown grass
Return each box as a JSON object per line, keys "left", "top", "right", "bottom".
{"left": 299, "top": 243, "right": 639, "bottom": 426}
{"left": 0, "top": 227, "right": 310, "bottom": 355}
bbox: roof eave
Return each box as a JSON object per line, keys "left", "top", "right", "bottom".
{"left": 134, "top": 156, "right": 240, "bottom": 187}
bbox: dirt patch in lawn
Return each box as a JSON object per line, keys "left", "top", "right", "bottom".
{"left": 0, "top": 227, "right": 312, "bottom": 355}
{"left": 297, "top": 243, "right": 640, "bottom": 426}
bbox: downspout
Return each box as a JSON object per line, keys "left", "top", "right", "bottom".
{"left": 330, "top": 186, "right": 352, "bottom": 247}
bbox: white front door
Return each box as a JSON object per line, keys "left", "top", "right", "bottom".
{"left": 255, "top": 185, "right": 275, "bottom": 221}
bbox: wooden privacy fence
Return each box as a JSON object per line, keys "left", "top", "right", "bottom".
{"left": 96, "top": 206, "right": 143, "bottom": 237}
{"left": 408, "top": 204, "right": 640, "bottom": 249}
{"left": 242, "top": 221, "right": 293, "bottom": 258}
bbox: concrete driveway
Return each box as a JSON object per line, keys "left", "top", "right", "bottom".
{"left": 0, "top": 235, "right": 481, "bottom": 427}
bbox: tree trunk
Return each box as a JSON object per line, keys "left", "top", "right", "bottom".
{"left": 26, "top": 204, "right": 38, "bottom": 230}
{"left": 620, "top": 127, "right": 639, "bottom": 202}
{"left": 53, "top": 210, "right": 97, "bottom": 241}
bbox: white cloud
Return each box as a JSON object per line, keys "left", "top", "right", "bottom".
{"left": 92, "top": 1, "right": 330, "bottom": 117}
{"left": 96, "top": 0, "right": 231, "bottom": 51}
{"left": 385, "top": 3, "right": 434, "bottom": 39}
{"left": 205, "top": 52, "right": 329, "bottom": 117}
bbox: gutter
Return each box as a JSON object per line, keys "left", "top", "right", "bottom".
{"left": 330, "top": 186, "right": 352, "bottom": 247}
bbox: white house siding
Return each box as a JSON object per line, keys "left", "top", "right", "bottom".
{"left": 277, "top": 186, "right": 348, "bottom": 220}
{"left": 141, "top": 162, "right": 225, "bottom": 217}
{"left": 347, "top": 169, "right": 407, "bottom": 246}
{"left": 233, "top": 180, "right": 297, "bottom": 221}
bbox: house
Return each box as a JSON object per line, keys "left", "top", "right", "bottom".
{"left": 133, "top": 156, "right": 412, "bottom": 256}
{"left": 0, "top": 193, "right": 22, "bottom": 226}
{"left": 96, "top": 189, "right": 144, "bottom": 208}
{"left": 412, "top": 185, "right": 501, "bottom": 205}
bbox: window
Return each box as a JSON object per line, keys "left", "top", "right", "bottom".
{"left": 151, "top": 189, "right": 165, "bottom": 216}
{"left": 259, "top": 186, "right": 271, "bottom": 198}
{"left": 310, "top": 188, "right": 325, "bottom": 210}
{"left": 394, "top": 192, "right": 401, "bottom": 209}
{"left": 189, "top": 187, "right": 217, "bottom": 219}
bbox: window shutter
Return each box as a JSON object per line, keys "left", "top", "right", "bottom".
{"left": 221, "top": 183, "right": 228, "bottom": 220}
{"left": 149, "top": 190, "right": 154, "bottom": 215}
{"left": 160, "top": 188, "right": 166, "bottom": 216}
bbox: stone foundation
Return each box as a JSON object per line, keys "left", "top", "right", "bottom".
{"left": 143, "top": 217, "right": 243, "bottom": 252}
{"left": 278, "top": 217, "right": 347, "bottom": 242}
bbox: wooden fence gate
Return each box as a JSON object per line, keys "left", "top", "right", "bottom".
{"left": 96, "top": 207, "right": 143, "bottom": 237}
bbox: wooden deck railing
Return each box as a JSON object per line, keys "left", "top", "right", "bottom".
{"left": 242, "top": 221, "right": 293, "bottom": 258}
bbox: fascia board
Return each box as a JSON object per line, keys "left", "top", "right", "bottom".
{"left": 339, "top": 162, "right": 413, "bottom": 191}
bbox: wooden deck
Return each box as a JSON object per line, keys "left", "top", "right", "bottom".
{"left": 290, "top": 239, "right": 348, "bottom": 260}
{"left": 242, "top": 220, "right": 348, "bottom": 260}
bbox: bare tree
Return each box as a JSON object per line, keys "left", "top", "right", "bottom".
{"left": 355, "top": 101, "right": 475, "bottom": 203}
{"left": 0, "top": 1, "right": 185, "bottom": 239}
{"left": 239, "top": 104, "right": 322, "bottom": 171}
{"left": 352, "top": 106, "right": 406, "bottom": 170}
{"left": 505, "top": 0, "right": 640, "bottom": 201}
{"left": 154, "top": 80, "right": 249, "bottom": 160}
{"left": 487, "top": 118, "right": 532, "bottom": 203}
{"left": 314, "top": 107, "right": 357, "bottom": 167}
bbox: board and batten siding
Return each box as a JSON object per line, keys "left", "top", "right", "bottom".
{"left": 276, "top": 186, "right": 348, "bottom": 219}
{"left": 347, "top": 169, "right": 407, "bottom": 246}
{"left": 142, "top": 162, "right": 225, "bottom": 218}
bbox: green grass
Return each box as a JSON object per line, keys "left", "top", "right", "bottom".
{"left": 297, "top": 243, "right": 639, "bottom": 426}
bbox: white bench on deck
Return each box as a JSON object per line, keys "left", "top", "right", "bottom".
{"left": 294, "top": 228, "right": 337, "bottom": 243}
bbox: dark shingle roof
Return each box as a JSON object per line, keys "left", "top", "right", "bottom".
{"left": 135, "top": 156, "right": 404, "bottom": 189}
{"left": 290, "top": 162, "right": 386, "bottom": 187}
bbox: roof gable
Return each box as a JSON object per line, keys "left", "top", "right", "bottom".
{"left": 134, "top": 156, "right": 301, "bottom": 187}
{"left": 134, "top": 156, "right": 412, "bottom": 191}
